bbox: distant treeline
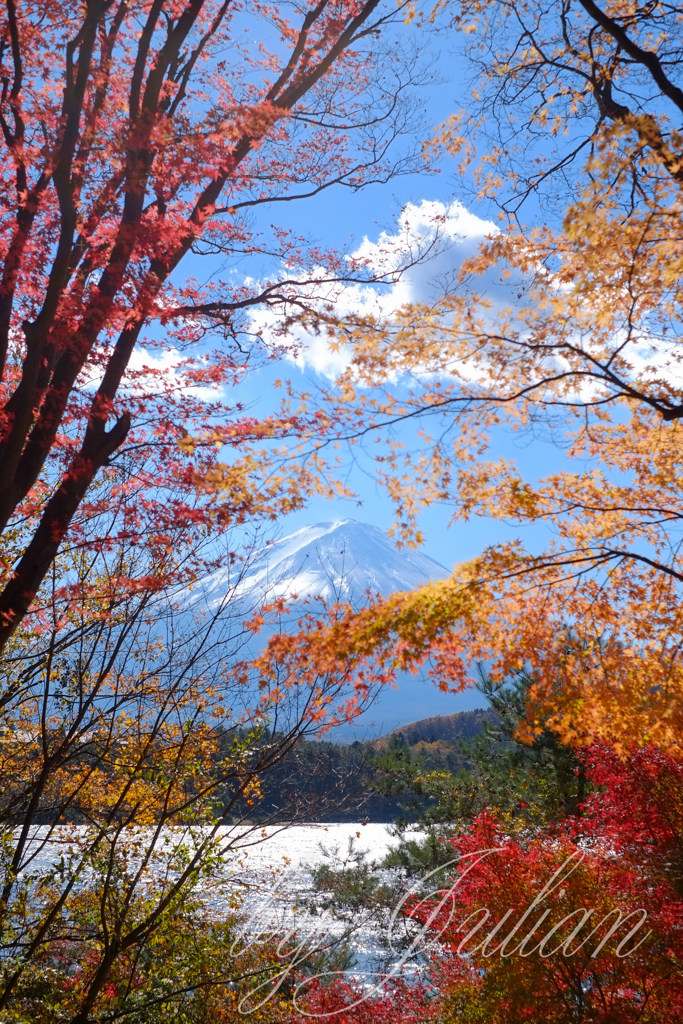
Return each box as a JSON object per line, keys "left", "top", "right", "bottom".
{"left": 243, "top": 667, "right": 590, "bottom": 829}
{"left": 239, "top": 708, "right": 493, "bottom": 823}
{"left": 387, "top": 708, "right": 490, "bottom": 746}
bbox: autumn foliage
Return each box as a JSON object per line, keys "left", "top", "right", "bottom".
{"left": 252, "top": 2, "right": 683, "bottom": 1016}
{"left": 3, "top": 1, "right": 683, "bottom": 1021}
{"left": 0, "top": 0, "right": 423, "bottom": 648}
{"left": 299, "top": 745, "right": 683, "bottom": 1024}
{"left": 0, "top": 2, "right": 432, "bottom": 1020}
{"left": 270, "top": 0, "right": 683, "bottom": 754}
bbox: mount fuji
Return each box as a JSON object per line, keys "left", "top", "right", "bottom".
{"left": 234, "top": 518, "right": 450, "bottom": 604}
{"left": 195, "top": 520, "right": 487, "bottom": 740}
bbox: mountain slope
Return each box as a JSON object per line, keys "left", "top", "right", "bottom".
{"left": 385, "top": 709, "right": 493, "bottom": 746}
{"left": 234, "top": 519, "right": 449, "bottom": 603}
{"left": 192, "top": 520, "right": 485, "bottom": 739}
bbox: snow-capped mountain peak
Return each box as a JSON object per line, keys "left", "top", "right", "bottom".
{"left": 186, "top": 520, "right": 482, "bottom": 739}
{"left": 235, "top": 519, "right": 449, "bottom": 603}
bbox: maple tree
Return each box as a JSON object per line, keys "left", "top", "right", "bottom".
{"left": 0, "top": 2, "right": 443, "bottom": 1019}
{"left": 300, "top": 744, "right": 683, "bottom": 1024}
{"left": 0, "top": 0, "right": 432, "bottom": 650}
{"left": 274, "top": 0, "right": 683, "bottom": 752}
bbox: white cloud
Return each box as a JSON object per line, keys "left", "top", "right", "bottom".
{"left": 123, "top": 346, "right": 225, "bottom": 401}
{"left": 249, "top": 199, "right": 503, "bottom": 379}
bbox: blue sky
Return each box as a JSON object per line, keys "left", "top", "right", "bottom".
{"left": 161, "top": 11, "right": 583, "bottom": 728}
{"left": 161, "top": 17, "right": 567, "bottom": 571}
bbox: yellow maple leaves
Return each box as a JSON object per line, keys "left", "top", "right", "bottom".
{"left": 274, "top": 0, "right": 683, "bottom": 754}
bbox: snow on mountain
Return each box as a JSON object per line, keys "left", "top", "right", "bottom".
{"left": 188, "top": 520, "right": 486, "bottom": 739}
{"left": 234, "top": 519, "right": 450, "bottom": 604}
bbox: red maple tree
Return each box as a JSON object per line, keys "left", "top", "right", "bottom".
{"left": 302, "top": 745, "right": 683, "bottom": 1023}
{"left": 0, "top": 0, "right": 427, "bottom": 648}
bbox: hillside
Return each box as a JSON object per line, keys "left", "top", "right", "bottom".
{"left": 241, "top": 707, "right": 494, "bottom": 823}
{"left": 385, "top": 708, "right": 492, "bottom": 746}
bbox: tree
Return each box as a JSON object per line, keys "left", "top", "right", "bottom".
{"left": 368, "top": 670, "right": 588, "bottom": 840}
{"left": 307, "top": 745, "right": 683, "bottom": 1024}
{"left": 282, "top": 0, "right": 683, "bottom": 752}
{"left": 0, "top": 0, "right": 431, "bottom": 650}
{"left": 0, "top": 4, "right": 439, "bottom": 1015}
{"left": 0, "top": 529, "right": 387, "bottom": 1022}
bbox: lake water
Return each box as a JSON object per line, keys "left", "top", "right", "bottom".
{"left": 217, "top": 822, "right": 432, "bottom": 984}
{"left": 17, "top": 822, "right": 425, "bottom": 981}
